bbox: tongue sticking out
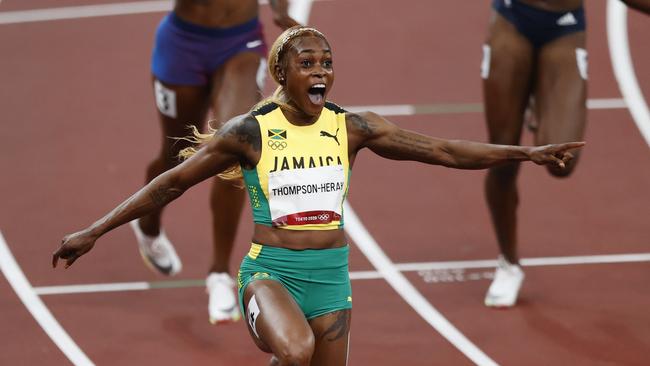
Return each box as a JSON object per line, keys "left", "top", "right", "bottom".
{"left": 308, "top": 92, "right": 323, "bottom": 105}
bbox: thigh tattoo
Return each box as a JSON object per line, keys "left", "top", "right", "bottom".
{"left": 320, "top": 310, "right": 351, "bottom": 342}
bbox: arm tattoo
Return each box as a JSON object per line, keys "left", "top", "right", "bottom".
{"left": 320, "top": 310, "right": 351, "bottom": 342}
{"left": 347, "top": 113, "right": 374, "bottom": 136}
{"left": 235, "top": 116, "right": 262, "bottom": 151}
{"left": 219, "top": 115, "right": 262, "bottom": 152}
{"left": 388, "top": 130, "right": 432, "bottom": 156}
{"left": 148, "top": 183, "right": 182, "bottom": 207}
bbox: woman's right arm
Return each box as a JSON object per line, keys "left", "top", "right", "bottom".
{"left": 53, "top": 114, "right": 260, "bottom": 268}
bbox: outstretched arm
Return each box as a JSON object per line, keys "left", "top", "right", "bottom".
{"left": 346, "top": 111, "right": 585, "bottom": 170}
{"left": 53, "top": 115, "right": 260, "bottom": 269}
{"left": 269, "top": 0, "right": 301, "bottom": 29}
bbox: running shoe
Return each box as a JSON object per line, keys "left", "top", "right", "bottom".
{"left": 129, "top": 219, "right": 182, "bottom": 276}
{"left": 484, "top": 255, "right": 525, "bottom": 308}
{"left": 207, "top": 272, "right": 241, "bottom": 324}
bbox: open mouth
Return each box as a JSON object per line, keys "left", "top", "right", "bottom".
{"left": 307, "top": 83, "right": 326, "bottom": 105}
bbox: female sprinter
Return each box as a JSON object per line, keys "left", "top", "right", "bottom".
{"left": 54, "top": 26, "right": 584, "bottom": 366}
{"left": 481, "top": 0, "right": 648, "bottom": 308}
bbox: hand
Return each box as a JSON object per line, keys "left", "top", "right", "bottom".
{"left": 528, "top": 142, "right": 586, "bottom": 169}
{"left": 52, "top": 230, "right": 97, "bottom": 269}
{"left": 273, "top": 14, "right": 300, "bottom": 30}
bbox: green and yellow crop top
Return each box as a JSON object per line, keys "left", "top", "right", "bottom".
{"left": 242, "top": 102, "right": 350, "bottom": 231}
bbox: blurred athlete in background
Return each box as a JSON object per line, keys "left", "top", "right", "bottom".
{"left": 130, "top": 0, "right": 298, "bottom": 323}
{"left": 481, "top": 0, "right": 648, "bottom": 308}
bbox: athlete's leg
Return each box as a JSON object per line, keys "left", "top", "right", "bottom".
{"left": 533, "top": 31, "right": 587, "bottom": 177}
{"left": 138, "top": 78, "right": 210, "bottom": 236}
{"left": 204, "top": 52, "right": 263, "bottom": 323}
{"left": 308, "top": 310, "right": 351, "bottom": 366}
{"left": 266, "top": 319, "right": 350, "bottom": 366}
{"left": 207, "top": 51, "right": 263, "bottom": 274}
{"left": 244, "top": 280, "right": 315, "bottom": 366}
{"left": 130, "top": 78, "right": 210, "bottom": 276}
{"left": 482, "top": 11, "right": 535, "bottom": 307}
{"left": 482, "top": 12, "right": 535, "bottom": 265}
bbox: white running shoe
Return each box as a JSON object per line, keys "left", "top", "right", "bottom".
{"left": 484, "top": 255, "right": 525, "bottom": 308}
{"left": 207, "top": 272, "right": 241, "bottom": 324}
{"left": 129, "top": 219, "right": 182, "bottom": 276}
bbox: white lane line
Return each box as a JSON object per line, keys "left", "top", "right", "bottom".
{"left": 347, "top": 104, "right": 416, "bottom": 116}
{"left": 36, "top": 281, "right": 151, "bottom": 296}
{"left": 521, "top": 253, "right": 650, "bottom": 266}
{"left": 0, "top": 0, "right": 331, "bottom": 25}
{"left": 607, "top": 0, "right": 650, "bottom": 147}
{"left": 586, "top": 98, "right": 627, "bottom": 109}
{"left": 343, "top": 203, "right": 498, "bottom": 366}
{"left": 396, "top": 252, "right": 650, "bottom": 271}
{"left": 288, "top": 0, "right": 314, "bottom": 25}
{"left": 346, "top": 98, "right": 626, "bottom": 117}
{"left": 0, "top": 1, "right": 171, "bottom": 24}
{"left": 0, "top": 231, "right": 94, "bottom": 365}
{"left": 34, "top": 252, "right": 650, "bottom": 294}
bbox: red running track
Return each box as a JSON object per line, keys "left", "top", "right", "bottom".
{"left": 0, "top": 1, "right": 649, "bottom": 365}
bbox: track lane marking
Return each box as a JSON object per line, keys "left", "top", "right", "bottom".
{"left": 0, "top": 0, "right": 330, "bottom": 25}
{"left": 33, "top": 252, "right": 650, "bottom": 295}
{"left": 345, "top": 98, "right": 627, "bottom": 116}
{"left": 0, "top": 1, "right": 172, "bottom": 24}
{"left": 607, "top": 0, "right": 650, "bottom": 147}
{"left": 0, "top": 231, "right": 94, "bottom": 365}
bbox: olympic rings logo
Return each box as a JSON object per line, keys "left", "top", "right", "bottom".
{"left": 268, "top": 140, "right": 287, "bottom": 150}
{"left": 317, "top": 213, "right": 330, "bottom": 221}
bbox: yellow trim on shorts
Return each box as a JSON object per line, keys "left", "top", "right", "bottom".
{"left": 248, "top": 243, "right": 263, "bottom": 259}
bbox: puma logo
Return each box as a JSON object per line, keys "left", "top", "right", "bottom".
{"left": 320, "top": 128, "right": 340, "bottom": 145}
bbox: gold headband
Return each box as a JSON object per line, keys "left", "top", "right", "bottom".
{"left": 274, "top": 27, "right": 326, "bottom": 67}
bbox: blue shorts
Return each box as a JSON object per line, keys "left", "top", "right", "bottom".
{"left": 151, "top": 13, "right": 267, "bottom": 85}
{"left": 493, "top": 0, "right": 586, "bottom": 49}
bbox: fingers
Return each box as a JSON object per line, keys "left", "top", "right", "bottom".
{"left": 52, "top": 240, "right": 65, "bottom": 268}
{"left": 537, "top": 142, "right": 583, "bottom": 169}
{"left": 65, "top": 256, "right": 79, "bottom": 269}
{"left": 557, "top": 141, "right": 586, "bottom": 151}
{"left": 52, "top": 242, "right": 79, "bottom": 269}
{"left": 550, "top": 156, "right": 565, "bottom": 169}
{"left": 52, "top": 250, "right": 71, "bottom": 269}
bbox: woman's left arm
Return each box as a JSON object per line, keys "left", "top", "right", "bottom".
{"left": 346, "top": 111, "right": 585, "bottom": 170}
